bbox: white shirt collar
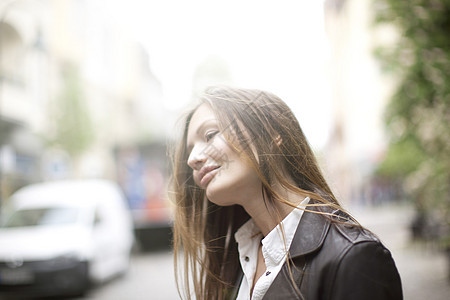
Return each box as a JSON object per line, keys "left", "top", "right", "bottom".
{"left": 234, "top": 197, "right": 310, "bottom": 300}
{"left": 235, "top": 196, "right": 310, "bottom": 256}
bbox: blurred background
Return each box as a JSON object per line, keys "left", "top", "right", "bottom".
{"left": 0, "top": 0, "right": 449, "bottom": 299}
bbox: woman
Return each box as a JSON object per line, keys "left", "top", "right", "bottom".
{"left": 171, "top": 86, "right": 402, "bottom": 299}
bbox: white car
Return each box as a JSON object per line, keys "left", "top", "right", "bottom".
{"left": 0, "top": 179, "right": 134, "bottom": 298}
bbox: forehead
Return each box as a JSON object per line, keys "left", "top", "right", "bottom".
{"left": 187, "top": 104, "right": 216, "bottom": 138}
{"left": 186, "top": 104, "right": 217, "bottom": 144}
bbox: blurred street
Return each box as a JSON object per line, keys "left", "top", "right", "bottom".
{"left": 84, "top": 250, "right": 178, "bottom": 300}
{"left": 79, "top": 202, "right": 450, "bottom": 300}
{"left": 0, "top": 1, "right": 448, "bottom": 299}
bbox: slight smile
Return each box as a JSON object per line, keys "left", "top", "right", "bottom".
{"left": 198, "top": 165, "right": 221, "bottom": 187}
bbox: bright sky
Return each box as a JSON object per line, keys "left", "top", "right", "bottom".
{"left": 107, "top": 0, "right": 332, "bottom": 149}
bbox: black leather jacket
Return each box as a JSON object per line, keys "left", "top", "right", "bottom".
{"left": 231, "top": 207, "right": 403, "bottom": 299}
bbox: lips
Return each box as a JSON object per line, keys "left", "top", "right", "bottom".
{"left": 197, "top": 165, "right": 221, "bottom": 187}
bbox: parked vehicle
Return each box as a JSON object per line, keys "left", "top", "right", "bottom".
{"left": 0, "top": 179, "right": 134, "bottom": 298}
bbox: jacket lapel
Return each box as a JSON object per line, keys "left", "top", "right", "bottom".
{"left": 289, "top": 206, "right": 331, "bottom": 258}
{"left": 262, "top": 207, "right": 331, "bottom": 299}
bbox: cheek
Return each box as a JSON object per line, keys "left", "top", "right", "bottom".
{"left": 214, "top": 155, "right": 259, "bottom": 189}
{"left": 206, "top": 161, "right": 261, "bottom": 206}
{"left": 205, "top": 137, "right": 234, "bottom": 164}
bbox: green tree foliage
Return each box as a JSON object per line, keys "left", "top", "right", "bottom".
{"left": 52, "top": 65, "right": 94, "bottom": 158}
{"left": 373, "top": 0, "right": 450, "bottom": 238}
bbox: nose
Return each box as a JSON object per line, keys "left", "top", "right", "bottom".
{"left": 187, "top": 145, "right": 207, "bottom": 171}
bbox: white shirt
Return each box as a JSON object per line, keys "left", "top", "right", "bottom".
{"left": 234, "top": 197, "right": 310, "bottom": 300}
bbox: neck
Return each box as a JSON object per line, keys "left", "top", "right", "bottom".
{"left": 241, "top": 182, "right": 306, "bottom": 236}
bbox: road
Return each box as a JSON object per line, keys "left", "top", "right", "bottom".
{"left": 84, "top": 250, "right": 178, "bottom": 300}
{"left": 83, "top": 203, "right": 450, "bottom": 300}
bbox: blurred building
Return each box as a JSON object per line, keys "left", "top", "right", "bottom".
{"left": 0, "top": 0, "right": 165, "bottom": 208}
{"left": 323, "top": 0, "right": 397, "bottom": 206}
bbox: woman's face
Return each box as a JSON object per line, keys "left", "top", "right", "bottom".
{"left": 186, "top": 104, "right": 261, "bottom": 206}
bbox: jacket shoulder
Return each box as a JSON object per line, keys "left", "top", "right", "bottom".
{"left": 329, "top": 234, "right": 403, "bottom": 299}
{"left": 332, "top": 220, "right": 380, "bottom": 245}
{"left": 308, "top": 218, "right": 380, "bottom": 271}
{"left": 319, "top": 221, "right": 403, "bottom": 299}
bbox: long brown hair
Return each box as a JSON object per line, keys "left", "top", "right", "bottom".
{"left": 171, "top": 86, "right": 343, "bottom": 299}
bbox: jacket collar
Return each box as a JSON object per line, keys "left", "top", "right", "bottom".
{"left": 229, "top": 206, "right": 331, "bottom": 299}
{"left": 288, "top": 205, "right": 331, "bottom": 257}
{"left": 261, "top": 206, "right": 331, "bottom": 300}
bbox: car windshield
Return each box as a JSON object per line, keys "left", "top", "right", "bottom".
{"left": 2, "top": 207, "right": 80, "bottom": 228}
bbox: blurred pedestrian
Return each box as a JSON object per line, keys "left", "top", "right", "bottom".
{"left": 171, "top": 86, "right": 402, "bottom": 299}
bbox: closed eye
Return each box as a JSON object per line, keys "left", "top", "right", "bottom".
{"left": 205, "top": 130, "right": 219, "bottom": 142}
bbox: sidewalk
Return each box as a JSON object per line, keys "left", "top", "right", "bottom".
{"left": 350, "top": 203, "right": 450, "bottom": 300}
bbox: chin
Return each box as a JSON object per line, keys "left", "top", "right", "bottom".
{"left": 205, "top": 169, "right": 260, "bottom": 207}
{"left": 206, "top": 189, "right": 230, "bottom": 206}
{"left": 205, "top": 179, "right": 236, "bottom": 207}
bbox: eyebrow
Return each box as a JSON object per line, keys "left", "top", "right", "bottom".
{"left": 196, "top": 119, "right": 218, "bottom": 135}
